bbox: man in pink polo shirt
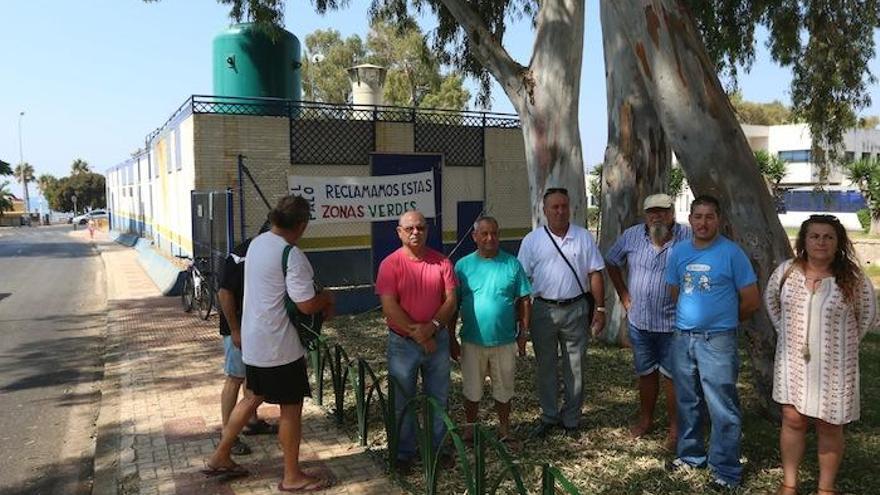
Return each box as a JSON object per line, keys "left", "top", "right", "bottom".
{"left": 376, "top": 210, "right": 457, "bottom": 474}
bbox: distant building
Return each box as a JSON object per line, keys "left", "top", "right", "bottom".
{"left": 587, "top": 124, "right": 880, "bottom": 231}
{"left": 0, "top": 195, "right": 26, "bottom": 227}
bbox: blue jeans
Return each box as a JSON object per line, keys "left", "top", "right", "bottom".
{"left": 672, "top": 329, "right": 742, "bottom": 486}
{"left": 628, "top": 323, "right": 673, "bottom": 378}
{"left": 387, "top": 329, "right": 451, "bottom": 461}
{"left": 531, "top": 299, "right": 589, "bottom": 428}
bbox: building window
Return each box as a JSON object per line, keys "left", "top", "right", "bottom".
{"left": 166, "top": 138, "right": 173, "bottom": 174}
{"left": 174, "top": 128, "right": 183, "bottom": 171}
{"left": 778, "top": 150, "right": 811, "bottom": 162}
{"left": 863, "top": 152, "right": 873, "bottom": 161}
{"left": 844, "top": 151, "right": 855, "bottom": 163}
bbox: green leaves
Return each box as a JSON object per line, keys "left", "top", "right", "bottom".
{"left": 44, "top": 172, "right": 105, "bottom": 212}
{"left": 13, "top": 162, "right": 34, "bottom": 184}
{"left": 301, "top": 20, "right": 470, "bottom": 109}
{"left": 844, "top": 157, "right": 880, "bottom": 219}
{"left": 71, "top": 158, "right": 91, "bottom": 175}
{"left": 754, "top": 150, "right": 788, "bottom": 187}
{"left": 0, "top": 181, "right": 13, "bottom": 217}
{"left": 688, "top": 0, "right": 880, "bottom": 154}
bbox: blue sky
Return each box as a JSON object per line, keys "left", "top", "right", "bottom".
{"left": 1, "top": 0, "right": 878, "bottom": 201}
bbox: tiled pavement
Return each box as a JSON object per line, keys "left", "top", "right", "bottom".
{"left": 84, "top": 230, "right": 400, "bottom": 495}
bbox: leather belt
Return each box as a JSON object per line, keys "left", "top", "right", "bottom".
{"left": 535, "top": 294, "right": 586, "bottom": 306}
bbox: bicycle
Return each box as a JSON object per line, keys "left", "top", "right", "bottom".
{"left": 178, "top": 255, "right": 215, "bottom": 320}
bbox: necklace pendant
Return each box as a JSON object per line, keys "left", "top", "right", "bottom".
{"left": 802, "top": 344, "right": 811, "bottom": 362}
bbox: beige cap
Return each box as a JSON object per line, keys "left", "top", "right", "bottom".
{"left": 643, "top": 194, "right": 674, "bottom": 211}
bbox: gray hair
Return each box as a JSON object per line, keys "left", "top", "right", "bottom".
{"left": 472, "top": 215, "right": 499, "bottom": 231}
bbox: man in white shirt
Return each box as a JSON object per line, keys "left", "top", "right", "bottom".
{"left": 204, "top": 196, "right": 334, "bottom": 492}
{"left": 517, "top": 187, "right": 606, "bottom": 438}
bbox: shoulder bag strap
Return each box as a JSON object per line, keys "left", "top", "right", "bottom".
{"left": 281, "top": 245, "right": 299, "bottom": 318}
{"left": 544, "top": 226, "right": 586, "bottom": 295}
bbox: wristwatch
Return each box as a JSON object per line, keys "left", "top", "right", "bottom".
{"left": 431, "top": 319, "right": 442, "bottom": 330}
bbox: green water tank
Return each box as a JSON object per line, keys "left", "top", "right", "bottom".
{"left": 212, "top": 23, "right": 302, "bottom": 100}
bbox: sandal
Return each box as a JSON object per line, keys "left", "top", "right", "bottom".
{"left": 243, "top": 419, "right": 278, "bottom": 436}
{"left": 277, "top": 476, "right": 334, "bottom": 493}
{"left": 200, "top": 462, "right": 249, "bottom": 479}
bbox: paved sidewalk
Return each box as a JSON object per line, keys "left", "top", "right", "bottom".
{"left": 86, "top": 230, "right": 400, "bottom": 495}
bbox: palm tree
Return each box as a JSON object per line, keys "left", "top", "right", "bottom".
{"left": 14, "top": 162, "right": 34, "bottom": 214}
{"left": 71, "top": 158, "right": 91, "bottom": 175}
{"left": 36, "top": 174, "right": 56, "bottom": 194}
{"left": 0, "top": 159, "right": 12, "bottom": 176}
{"left": 0, "top": 181, "right": 14, "bottom": 217}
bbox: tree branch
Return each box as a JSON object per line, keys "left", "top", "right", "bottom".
{"left": 437, "top": 0, "right": 525, "bottom": 96}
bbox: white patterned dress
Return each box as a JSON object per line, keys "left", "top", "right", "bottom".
{"left": 765, "top": 260, "right": 877, "bottom": 425}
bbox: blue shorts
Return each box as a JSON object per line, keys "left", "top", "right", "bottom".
{"left": 223, "top": 335, "right": 246, "bottom": 378}
{"left": 628, "top": 323, "right": 673, "bottom": 378}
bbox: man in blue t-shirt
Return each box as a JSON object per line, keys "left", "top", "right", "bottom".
{"left": 664, "top": 195, "right": 760, "bottom": 491}
{"left": 453, "top": 216, "right": 531, "bottom": 443}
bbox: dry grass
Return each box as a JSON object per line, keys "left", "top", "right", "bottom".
{"left": 319, "top": 313, "right": 880, "bottom": 494}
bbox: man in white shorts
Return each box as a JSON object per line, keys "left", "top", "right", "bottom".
{"left": 453, "top": 216, "right": 531, "bottom": 443}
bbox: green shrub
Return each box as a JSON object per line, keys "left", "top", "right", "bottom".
{"left": 857, "top": 208, "right": 871, "bottom": 232}
{"left": 587, "top": 207, "right": 600, "bottom": 228}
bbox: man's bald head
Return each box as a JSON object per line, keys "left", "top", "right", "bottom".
{"left": 397, "top": 210, "right": 429, "bottom": 254}
{"left": 399, "top": 210, "right": 426, "bottom": 226}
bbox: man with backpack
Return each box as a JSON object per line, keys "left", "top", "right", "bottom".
{"left": 204, "top": 195, "right": 334, "bottom": 492}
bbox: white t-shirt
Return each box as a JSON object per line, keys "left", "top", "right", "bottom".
{"left": 241, "top": 231, "right": 316, "bottom": 367}
{"left": 517, "top": 223, "right": 605, "bottom": 300}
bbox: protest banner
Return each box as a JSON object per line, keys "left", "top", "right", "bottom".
{"left": 288, "top": 171, "right": 436, "bottom": 224}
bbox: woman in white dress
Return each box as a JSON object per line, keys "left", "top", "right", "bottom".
{"left": 765, "top": 214, "right": 876, "bottom": 495}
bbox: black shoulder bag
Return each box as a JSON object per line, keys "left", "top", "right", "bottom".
{"left": 544, "top": 226, "right": 596, "bottom": 322}
{"left": 282, "top": 245, "right": 324, "bottom": 350}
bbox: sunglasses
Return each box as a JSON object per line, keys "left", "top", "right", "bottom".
{"left": 809, "top": 214, "right": 841, "bottom": 223}
{"left": 399, "top": 224, "right": 427, "bottom": 233}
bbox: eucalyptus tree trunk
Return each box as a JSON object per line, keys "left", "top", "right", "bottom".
{"left": 599, "top": 0, "right": 672, "bottom": 344}
{"left": 610, "top": 0, "right": 793, "bottom": 413}
{"left": 439, "top": 0, "right": 588, "bottom": 226}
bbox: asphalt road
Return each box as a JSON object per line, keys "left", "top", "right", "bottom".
{"left": 0, "top": 225, "right": 105, "bottom": 495}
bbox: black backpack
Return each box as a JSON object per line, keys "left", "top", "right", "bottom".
{"left": 282, "top": 245, "right": 324, "bottom": 350}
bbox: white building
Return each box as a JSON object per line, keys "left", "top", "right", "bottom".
{"left": 588, "top": 123, "right": 880, "bottom": 230}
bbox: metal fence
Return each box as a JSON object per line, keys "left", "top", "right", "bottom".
{"left": 184, "top": 95, "right": 520, "bottom": 167}
{"left": 306, "top": 335, "right": 581, "bottom": 494}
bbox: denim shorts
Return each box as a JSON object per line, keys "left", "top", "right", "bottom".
{"left": 628, "top": 323, "right": 673, "bottom": 378}
{"left": 223, "top": 335, "right": 246, "bottom": 378}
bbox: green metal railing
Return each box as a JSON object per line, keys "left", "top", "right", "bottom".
{"left": 304, "top": 335, "right": 581, "bottom": 494}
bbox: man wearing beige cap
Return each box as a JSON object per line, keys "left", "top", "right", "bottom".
{"left": 605, "top": 193, "right": 691, "bottom": 449}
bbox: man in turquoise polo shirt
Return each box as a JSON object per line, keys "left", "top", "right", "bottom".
{"left": 453, "top": 216, "right": 531, "bottom": 443}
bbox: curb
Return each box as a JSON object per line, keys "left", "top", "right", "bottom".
{"left": 133, "top": 238, "right": 184, "bottom": 296}
{"left": 108, "top": 231, "right": 184, "bottom": 296}
{"left": 90, "top": 311, "right": 122, "bottom": 495}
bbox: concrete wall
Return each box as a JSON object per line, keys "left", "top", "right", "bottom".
{"left": 189, "top": 113, "right": 530, "bottom": 253}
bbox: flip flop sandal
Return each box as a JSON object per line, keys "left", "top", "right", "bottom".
{"left": 243, "top": 419, "right": 279, "bottom": 435}
{"left": 200, "top": 463, "right": 249, "bottom": 479}
{"left": 276, "top": 476, "right": 334, "bottom": 493}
